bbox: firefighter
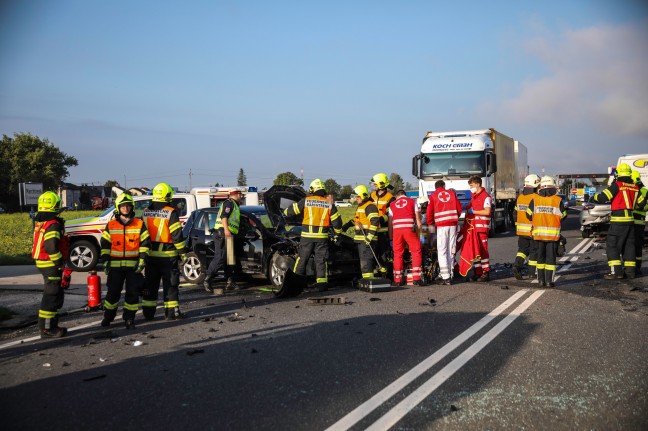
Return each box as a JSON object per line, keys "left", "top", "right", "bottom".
{"left": 631, "top": 170, "right": 647, "bottom": 276}
{"left": 464, "top": 175, "right": 492, "bottom": 281}
{"left": 142, "top": 183, "right": 187, "bottom": 320}
{"left": 426, "top": 180, "right": 463, "bottom": 285}
{"left": 283, "top": 179, "right": 343, "bottom": 292}
{"left": 100, "top": 193, "right": 150, "bottom": 329}
{"left": 342, "top": 185, "right": 380, "bottom": 279}
{"left": 370, "top": 173, "right": 395, "bottom": 275}
{"left": 388, "top": 190, "right": 423, "bottom": 287}
{"left": 513, "top": 174, "right": 541, "bottom": 280}
{"left": 593, "top": 163, "right": 641, "bottom": 279}
{"left": 525, "top": 176, "right": 567, "bottom": 287}
{"left": 32, "top": 191, "right": 69, "bottom": 338}
{"left": 203, "top": 189, "right": 244, "bottom": 295}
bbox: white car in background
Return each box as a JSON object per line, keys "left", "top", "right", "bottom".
{"left": 334, "top": 201, "right": 352, "bottom": 207}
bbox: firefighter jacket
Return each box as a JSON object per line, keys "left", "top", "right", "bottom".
{"left": 214, "top": 199, "right": 240, "bottom": 234}
{"left": 515, "top": 187, "right": 537, "bottom": 237}
{"left": 633, "top": 183, "right": 648, "bottom": 226}
{"left": 370, "top": 190, "right": 395, "bottom": 233}
{"left": 466, "top": 188, "right": 492, "bottom": 234}
{"left": 32, "top": 213, "right": 66, "bottom": 269}
{"left": 283, "top": 192, "right": 342, "bottom": 240}
{"left": 525, "top": 189, "right": 566, "bottom": 241}
{"left": 100, "top": 213, "right": 150, "bottom": 269}
{"left": 342, "top": 199, "right": 380, "bottom": 242}
{"left": 426, "top": 187, "right": 462, "bottom": 228}
{"left": 389, "top": 195, "right": 419, "bottom": 230}
{"left": 143, "top": 202, "right": 185, "bottom": 258}
{"left": 593, "top": 178, "right": 639, "bottom": 224}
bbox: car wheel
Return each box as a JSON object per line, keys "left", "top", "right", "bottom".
{"left": 181, "top": 252, "right": 205, "bottom": 284}
{"left": 269, "top": 253, "right": 294, "bottom": 288}
{"left": 68, "top": 240, "right": 99, "bottom": 272}
{"left": 581, "top": 228, "right": 590, "bottom": 239}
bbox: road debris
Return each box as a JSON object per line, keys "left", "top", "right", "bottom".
{"left": 132, "top": 340, "right": 143, "bottom": 347}
{"left": 307, "top": 297, "right": 346, "bottom": 305}
{"left": 187, "top": 349, "right": 204, "bottom": 356}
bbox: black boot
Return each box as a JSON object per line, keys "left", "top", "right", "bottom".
{"left": 537, "top": 269, "right": 546, "bottom": 287}
{"left": 203, "top": 276, "right": 214, "bottom": 292}
{"left": 604, "top": 265, "right": 625, "bottom": 280}
{"left": 165, "top": 307, "right": 186, "bottom": 321}
{"left": 512, "top": 265, "right": 524, "bottom": 280}
{"left": 40, "top": 327, "right": 68, "bottom": 338}
{"left": 101, "top": 309, "right": 117, "bottom": 327}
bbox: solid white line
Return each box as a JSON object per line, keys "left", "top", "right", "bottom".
{"left": 366, "top": 289, "right": 546, "bottom": 431}
{"left": 325, "top": 290, "right": 529, "bottom": 431}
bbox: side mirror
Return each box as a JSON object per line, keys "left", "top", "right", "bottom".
{"left": 412, "top": 154, "right": 421, "bottom": 177}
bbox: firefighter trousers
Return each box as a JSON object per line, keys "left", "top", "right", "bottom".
{"left": 436, "top": 225, "right": 458, "bottom": 281}
{"left": 536, "top": 240, "right": 557, "bottom": 285}
{"left": 294, "top": 238, "right": 329, "bottom": 283}
{"left": 392, "top": 228, "right": 422, "bottom": 283}
{"left": 606, "top": 223, "right": 636, "bottom": 276}
{"left": 104, "top": 269, "right": 143, "bottom": 322}
{"left": 37, "top": 265, "right": 64, "bottom": 330}
{"left": 515, "top": 236, "right": 538, "bottom": 274}
{"left": 357, "top": 240, "right": 376, "bottom": 278}
{"left": 142, "top": 256, "right": 181, "bottom": 319}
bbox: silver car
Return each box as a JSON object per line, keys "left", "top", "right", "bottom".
{"left": 579, "top": 202, "right": 610, "bottom": 238}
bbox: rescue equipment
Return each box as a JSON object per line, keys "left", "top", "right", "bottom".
{"left": 86, "top": 270, "right": 102, "bottom": 311}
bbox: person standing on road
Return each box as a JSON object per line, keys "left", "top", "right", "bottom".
{"left": 342, "top": 185, "right": 380, "bottom": 279}
{"left": 283, "top": 179, "right": 343, "bottom": 292}
{"left": 32, "top": 191, "right": 69, "bottom": 338}
{"left": 463, "top": 175, "right": 492, "bottom": 282}
{"left": 631, "top": 170, "right": 647, "bottom": 276}
{"left": 593, "top": 163, "right": 640, "bottom": 279}
{"left": 426, "top": 180, "right": 462, "bottom": 285}
{"left": 370, "top": 173, "right": 395, "bottom": 275}
{"left": 388, "top": 190, "right": 423, "bottom": 287}
{"left": 203, "top": 189, "right": 244, "bottom": 295}
{"left": 142, "top": 183, "right": 187, "bottom": 320}
{"left": 526, "top": 176, "right": 566, "bottom": 287}
{"left": 513, "top": 174, "right": 541, "bottom": 280}
{"left": 100, "top": 193, "right": 150, "bottom": 329}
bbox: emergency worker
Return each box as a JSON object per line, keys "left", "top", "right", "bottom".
{"left": 426, "top": 180, "right": 462, "bottom": 285}
{"left": 513, "top": 174, "right": 540, "bottom": 280}
{"left": 593, "top": 163, "right": 641, "bottom": 279}
{"left": 370, "top": 173, "right": 395, "bottom": 273}
{"left": 525, "top": 176, "right": 566, "bottom": 287}
{"left": 342, "top": 185, "right": 380, "bottom": 279}
{"left": 631, "top": 170, "right": 648, "bottom": 275}
{"left": 32, "top": 191, "right": 69, "bottom": 338}
{"left": 142, "top": 183, "right": 187, "bottom": 320}
{"left": 464, "top": 175, "right": 492, "bottom": 281}
{"left": 203, "top": 189, "right": 244, "bottom": 294}
{"left": 283, "top": 179, "right": 343, "bottom": 291}
{"left": 388, "top": 190, "right": 423, "bottom": 287}
{"left": 100, "top": 193, "right": 150, "bottom": 329}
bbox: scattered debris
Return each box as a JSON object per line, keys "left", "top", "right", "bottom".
{"left": 501, "top": 285, "right": 510, "bottom": 290}
{"left": 147, "top": 334, "right": 156, "bottom": 339}
{"left": 419, "top": 298, "right": 437, "bottom": 307}
{"left": 251, "top": 348, "right": 258, "bottom": 354}
{"left": 369, "top": 297, "right": 382, "bottom": 302}
{"left": 62, "top": 361, "right": 71, "bottom": 367}
{"left": 450, "top": 404, "right": 460, "bottom": 412}
{"left": 42, "top": 363, "right": 51, "bottom": 368}
{"left": 99, "top": 358, "right": 107, "bottom": 362}
{"left": 208, "top": 328, "right": 218, "bottom": 333}
{"left": 82, "top": 374, "right": 106, "bottom": 382}
{"left": 187, "top": 349, "right": 205, "bottom": 356}
{"left": 132, "top": 341, "right": 143, "bottom": 347}
{"left": 307, "top": 297, "right": 346, "bottom": 305}
{"left": 227, "top": 312, "right": 245, "bottom": 322}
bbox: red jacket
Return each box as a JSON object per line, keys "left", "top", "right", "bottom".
{"left": 466, "top": 188, "right": 492, "bottom": 233}
{"left": 426, "top": 187, "right": 462, "bottom": 227}
{"left": 389, "top": 196, "right": 418, "bottom": 230}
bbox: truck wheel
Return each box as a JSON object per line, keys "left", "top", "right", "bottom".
{"left": 181, "top": 252, "right": 205, "bottom": 284}
{"left": 68, "top": 240, "right": 99, "bottom": 272}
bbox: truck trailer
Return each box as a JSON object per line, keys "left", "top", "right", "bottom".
{"left": 412, "top": 128, "right": 528, "bottom": 233}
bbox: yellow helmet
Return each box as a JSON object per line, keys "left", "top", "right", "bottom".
{"left": 370, "top": 173, "right": 390, "bottom": 189}
{"left": 617, "top": 163, "right": 632, "bottom": 177}
{"left": 37, "top": 191, "right": 61, "bottom": 212}
{"left": 309, "top": 178, "right": 325, "bottom": 193}
{"left": 353, "top": 185, "right": 370, "bottom": 199}
{"left": 524, "top": 174, "right": 540, "bottom": 188}
{"left": 539, "top": 176, "right": 555, "bottom": 188}
{"left": 152, "top": 182, "right": 173, "bottom": 202}
{"left": 115, "top": 193, "right": 134, "bottom": 209}
{"left": 631, "top": 170, "right": 641, "bottom": 184}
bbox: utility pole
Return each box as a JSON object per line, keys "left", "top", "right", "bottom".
{"left": 189, "top": 168, "right": 193, "bottom": 190}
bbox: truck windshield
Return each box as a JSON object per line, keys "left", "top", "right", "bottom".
{"left": 421, "top": 151, "right": 485, "bottom": 178}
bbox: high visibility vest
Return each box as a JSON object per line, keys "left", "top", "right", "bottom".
{"left": 430, "top": 188, "right": 461, "bottom": 227}
{"left": 531, "top": 195, "right": 562, "bottom": 241}
{"left": 301, "top": 196, "right": 332, "bottom": 239}
{"left": 104, "top": 218, "right": 145, "bottom": 268}
{"left": 633, "top": 187, "right": 647, "bottom": 226}
{"left": 471, "top": 189, "right": 492, "bottom": 233}
{"left": 32, "top": 219, "right": 60, "bottom": 261}
{"left": 215, "top": 200, "right": 240, "bottom": 234}
{"left": 515, "top": 193, "right": 535, "bottom": 237}
{"left": 610, "top": 181, "right": 638, "bottom": 223}
{"left": 354, "top": 201, "right": 379, "bottom": 241}
{"left": 143, "top": 205, "right": 175, "bottom": 243}
{"left": 371, "top": 190, "right": 393, "bottom": 233}
{"left": 390, "top": 196, "right": 417, "bottom": 230}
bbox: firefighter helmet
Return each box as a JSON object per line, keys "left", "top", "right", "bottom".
{"left": 353, "top": 185, "right": 370, "bottom": 200}
{"left": 539, "top": 176, "right": 556, "bottom": 188}
{"left": 617, "top": 163, "right": 632, "bottom": 178}
{"left": 152, "top": 183, "right": 174, "bottom": 202}
{"left": 524, "top": 174, "right": 541, "bottom": 188}
{"left": 370, "top": 173, "right": 390, "bottom": 189}
{"left": 631, "top": 170, "right": 641, "bottom": 184}
{"left": 37, "top": 191, "right": 61, "bottom": 212}
{"left": 309, "top": 179, "right": 325, "bottom": 194}
{"left": 115, "top": 193, "right": 134, "bottom": 209}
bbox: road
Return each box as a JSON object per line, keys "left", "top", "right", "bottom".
{"left": 0, "top": 211, "right": 647, "bottom": 430}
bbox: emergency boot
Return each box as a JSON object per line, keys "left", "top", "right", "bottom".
{"left": 413, "top": 279, "right": 427, "bottom": 286}
{"left": 314, "top": 282, "right": 329, "bottom": 292}
{"left": 512, "top": 265, "right": 524, "bottom": 280}
{"left": 537, "top": 269, "right": 546, "bottom": 287}
{"left": 545, "top": 269, "right": 555, "bottom": 288}
{"left": 203, "top": 276, "right": 214, "bottom": 293}
{"left": 101, "top": 308, "right": 117, "bottom": 327}
{"left": 40, "top": 327, "right": 68, "bottom": 338}
{"left": 225, "top": 277, "right": 240, "bottom": 291}
{"left": 124, "top": 319, "right": 136, "bottom": 329}
{"left": 165, "top": 307, "right": 186, "bottom": 321}
{"left": 528, "top": 266, "right": 537, "bottom": 280}
{"left": 476, "top": 272, "right": 490, "bottom": 282}
{"left": 604, "top": 266, "right": 625, "bottom": 280}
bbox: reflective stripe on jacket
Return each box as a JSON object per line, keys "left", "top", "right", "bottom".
{"left": 515, "top": 192, "right": 535, "bottom": 237}
{"left": 32, "top": 219, "right": 64, "bottom": 268}
{"left": 470, "top": 189, "right": 492, "bottom": 233}
{"left": 101, "top": 218, "right": 150, "bottom": 268}
{"left": 215, "top": 200, "right": 240, "bottom": 234}
{"left": 427, "top": 188, "right": 462, "bottom": 227}
{"left": 370, "top": 190, "right": 394, "bottom": 233}
{"left": 354, "top": 201, "right": 379, "bottom": 241}
{"left": 390, "top": 196, "right": 418, "bottom": 230}
{"left": 143, "top": 206, "right": 175, "bottom": 243}
{"left": 530, "top": 195, "right": 563, "bottom": 241}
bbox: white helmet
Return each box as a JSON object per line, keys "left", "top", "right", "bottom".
{"left": 524, "top": 174, "right": 540, "bottom": 188}
{"left": 540, "top": 175, "right": 555, "bottom": 188}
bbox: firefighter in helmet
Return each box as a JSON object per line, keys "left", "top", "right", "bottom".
{"left": 631, "top": 170, "right": 648, "bottom": 275}
{"left": 370, "top": 173, "right": 395, "bottom": 274}
{"left": 100, "top": 193, "right": 150, "bottom": 329}
{"left": 283, "top": 179, "right": 343, "bottom": 291}
{"left": 342, "top": 185, "right": 380, "bottom": 279}
{"left": 32, "top": 191, "right": 69, "bottom": 338}
{"left": 513, "top": 174, "right": 540, "bottom": 280}
{"left": 142, "top": 183, "right": 187, "bottom": 320}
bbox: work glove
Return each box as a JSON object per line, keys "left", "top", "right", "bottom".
{"left": 135, "top": 259, "right": 146, "bottom": 274}
{"left": 364, "top": 235, "right": 373, "bottom": 246}
{"left": 60, "top": 267, "right": 73, "bottom": 289}
{"left": 332, "top": 235, "right": 342, "bottom": 246}
{"left": 103, "top": 261, "right": 110, "bottom": 276}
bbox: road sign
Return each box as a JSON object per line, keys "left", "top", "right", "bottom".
{"left": 19, "top": 182, "right": 43, "bottom": 207}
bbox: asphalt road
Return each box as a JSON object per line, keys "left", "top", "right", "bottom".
{"left": 1, "top": 211, "right": 647, "bottom": 430}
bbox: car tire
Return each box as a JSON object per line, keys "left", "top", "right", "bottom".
{"left": 581, "top": 228, "right": 590, "bottom": 239}
{"left": 269, "top": 253, "right": 295, "bottom": 288}
{"left": 181, "top": 251, "right": 206, "bottom": 284}
{"left": 68, "top": 240, "right": 99, "bottom": 272}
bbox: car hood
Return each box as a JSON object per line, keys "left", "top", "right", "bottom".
{"left": 263, "top": 185, "right": 307, "bottom": 228}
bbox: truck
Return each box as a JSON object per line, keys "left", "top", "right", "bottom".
{"left": 412, "top": 128, "right": 528, "bottom": 233}
{"left": 65, "top": 186, "right": 260, "bottom": 271}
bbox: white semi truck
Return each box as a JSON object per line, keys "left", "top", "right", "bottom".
{"left": 412, "top": 128, "right": 528, "bottom": 233}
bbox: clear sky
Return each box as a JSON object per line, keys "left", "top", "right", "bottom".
{"left": 1, "top": 0, "right": 647, "bottom": 191}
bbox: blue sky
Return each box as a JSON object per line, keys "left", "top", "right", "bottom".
{"left": 1, "top": 0, "right": 647, "bottom": 191}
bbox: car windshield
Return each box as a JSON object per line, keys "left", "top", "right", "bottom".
{"left": 421, "top": 151, "right": 485, "bottom": 178}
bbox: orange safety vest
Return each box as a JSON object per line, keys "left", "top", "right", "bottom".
{"left": 531, "top": 195, "right": 562, "bottom": 241}
{"left": 143, "top": 205, "right": 174, "bottom": 243}
{"left": 301, "top": 196, "right": 332, "bottom": 239}
{"left": 371, "top": 190, "right": 393, "bottom": 233}
{"left": 106, "top": 218, "right": 144, "bottom": 264}
{"left": 354, "top": 201, "right": 378, "bottom": 241}
{"left": 515, "top": 193, "right": 535, "bottom": 237}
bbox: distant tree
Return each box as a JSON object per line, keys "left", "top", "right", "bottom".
{"left": 274, "top": 171, "right": 304, "bottom": 186}
{"left": 323, "top": 178, "right": 341, "bottom": 199}
{"left": 0, "top": 133, "right": 78, "bottom": 210}
{"left": 104, "top": 180, "right": 120, "bottom": 188}
{"left": 237, "top": 168, "right": 247, "bottom": 186}
{"left": 404, "top": 181, "right": 414, "bottom": 191}
{"left": 389, "top": 173, "right": 405, "bottom": 192}
{"left": 339, "top": 185, "right": 354, "bottom": 199}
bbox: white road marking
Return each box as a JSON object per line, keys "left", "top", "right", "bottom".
{"left": 325, "top": 289, "right": 530, "bottom": 431}
{"left": 530, "top": 237, "right": 593, "bottom": 283}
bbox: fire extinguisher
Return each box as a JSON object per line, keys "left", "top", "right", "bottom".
{"left": 86, "top": 270, "right": 102, "bottom": 311}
